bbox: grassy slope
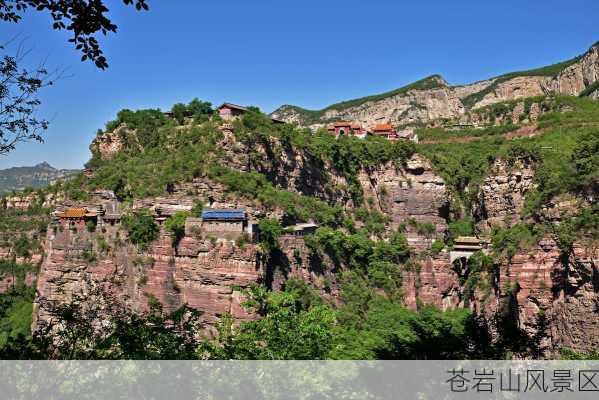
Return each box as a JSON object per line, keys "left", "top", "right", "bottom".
{"left": 419, "top": 96, "right": 599, "bottom": 212}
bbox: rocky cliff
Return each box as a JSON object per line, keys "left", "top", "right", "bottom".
{"left": 29, "top": 143, "right": 599, "bottom": 357}
{"left": 271, "top": 42, "right": 599, "bottom": 129}
{"left": 2, "top": 56, "right": 597, "bottom": 358}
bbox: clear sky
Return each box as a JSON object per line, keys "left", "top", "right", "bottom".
{"left": 1, "top": 0, "right": 598, "bottom": 169}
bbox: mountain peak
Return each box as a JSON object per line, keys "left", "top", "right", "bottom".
{"left": 35, "top": 161, "right": 54, "bottom": 169}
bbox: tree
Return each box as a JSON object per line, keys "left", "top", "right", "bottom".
{"left": 0, "top": 44, "right": 53, "bottom": 155}
{"left": 0, "top": 1, "right": 151, "bottom": 154}
{"left": 257, "top": 218, "right": 283, "bottom": 255}
{"left": 207, "top": 280, "right": 336, "bottom": 360}
{"left": 0, "top": 0, "right": 150, "bottom": 69}
{"left": 165, "top": 211, "right": 190, "bottom": 246}
{"left": 170, "top": 103, "right": 188, "bottom": 125}
{"left": 572, "top": 130, "right": 599, "bottom": 187}
{"left": 121, "top": 209, "right": 159, "bottom": 250}
{"left": 1, "top": 283, "right": 204, "bottom": 359}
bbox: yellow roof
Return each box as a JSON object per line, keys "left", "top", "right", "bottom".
{"left": 60, "top": 208, "right": 88, "bottom": 218}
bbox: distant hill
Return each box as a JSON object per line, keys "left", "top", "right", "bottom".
{"left": 0, "top": 162, "right": 80, "bottom": 195}
{"left": 271, "top": 41, "right": 599, "bottom": 129}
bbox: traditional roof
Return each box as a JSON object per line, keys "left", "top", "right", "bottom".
{"left": 454, "top": 236, "right": 481, "bottom": 244}
{"left": 59, "top": 208, "right": 88, "bottom": 218}
{"left": 201, "top": 208, "right": 247, "bottom": 221}
{"left": 219, "top": 103, "right": 285, "bottom": 124}
{"left": 289, "top": 222, "right": 318, "bottom": 231}
{"left": 333, "top": 121, "right": 353, "bottom": 127}
{"left": 218, "top": 102, "right": 249, "bottom": 112}
{"left": 351, "top": 123, "right": 362, "bottom": 129}
{"left": 372, "top": 123, "right": 394, "bottom": 132}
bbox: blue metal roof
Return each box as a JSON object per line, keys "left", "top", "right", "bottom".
{"left": 201, "top": 209, "right": 246, "bottom": 221}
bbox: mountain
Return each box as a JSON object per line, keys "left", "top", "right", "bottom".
{"left": 0, "top": 162, "right": 80, "bottom": 195}
{"left": 1, "top": 47, "right": 599, "bottom": 359}
{"left": 271, "top": 41, "right": 599, "bottom": 129}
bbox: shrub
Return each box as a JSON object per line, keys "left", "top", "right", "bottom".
{"left": 447, "top": 217, "right": 475, "bottom": 245}
{"left": 86, "top": 219, "right": 97, "bottom": 233}
{"left": 235, "top": 232, "right": 251, "bottom": 248}
{"left": 165, "top": 211, "right": 191, "bottom": 246}
{"left": 122, "top": 209, "right": 159, "bottom": 250}
{"left": 257, "top": 218, "right": 283, "bottom": 255}
{"left": 430, "top": 240, "right": 445, "bottom": 255}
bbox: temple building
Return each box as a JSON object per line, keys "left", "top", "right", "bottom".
{"left": 217, "top": 103, "right": 285, "bottom": 124}
{"left": 371, "top": 123, "right": 398, "bottom": 139}
{"left": 57, "top": 207, "right": 98, "bottom": 229}
{"left": 217, "top": 103, "right": 249, "bottom": 121}
{"left": 184, "top": 208, "right": 250, "bottom": 239}
{"left": 449, "top": 236, "right": 486, "bottom": 263}
{"left": 286, "top": 222, "right": 318, "bottom": 237}
{"left": 327, "top": 121, "right": 367, "bottom": 138}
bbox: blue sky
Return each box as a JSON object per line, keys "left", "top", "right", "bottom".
{"left": 1, "top": 0, "right": 598, "bottom": 169}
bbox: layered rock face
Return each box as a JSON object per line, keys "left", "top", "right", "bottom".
{"left": 34, "top": 225, "right": 261, "bottom": 333}
{"left": 474, "top": 158, "right": 536, "bottom": 232}
{"left": 271, "top": 43, "right": 599, "bottom": 129}
{"left": 358, "top": 155, "right": 449, "bottom": 249}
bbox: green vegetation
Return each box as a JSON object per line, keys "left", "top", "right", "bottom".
{"left": 165, "top": 211, "right": 191, "bottom": 246}
{"left": 430, "top": 240, "right": 445, "bottom": 255}
{"left": 0, "top": 206, "right": 49, "bottom": 256}
{"left": 76, "top": 104, "right": 415, "bottom": 217}
{"left": 560, "top": 348, "right": 599, "bottom": 360}
{"left": 257, "top": 218, "right": 284, "bottom": 255}
{"left": 104, "top": 108, "right": 168, "bottom": 134}
{"left": 209, "top": 166, "right": 345, "bottom": 227}
{"left": 121, "top": 209, "right": 159, "bottom": 250}
{"left": 170, "top": 98, "right": 213, "bottom": 125}
{"left": 460, "top": 251, "right": 494, "bottom": 305}
{"left": 579, "top": 81, "right": 599, "bottom": 98}
{"left": 1, "top": 284, "right": 203, "bottom": 359}
{"left": 401, "top": 218, "right": 436, "bottom": 237}
{"left": 447, "top": 217, "right": 475, "bottom": 245}
{"left": 0, "top": 284, "right": 35, "bottom": 349}
{"left": 419, "top": 96, "right": 599, "bottom": 215}
{"left": 417, "top": 123, "right": 518, "bottom": 141}
{"left": 353, "top": 207, "right": 390, "bottom": 237}
{"left": 419, "top": 137, "right": 504, "bottom": 209}
{"left": 206, "top": 279, "right": 492, "bottom": 360}
{"left": 2, "top": 92, "right": 597, "bottom": 360}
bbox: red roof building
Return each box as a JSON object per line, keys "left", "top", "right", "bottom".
{"left": 371, "top": 123, "right": 397, "bottom": 139}
{"left": 328, "top": 121, "right": 367, "bottom": 138}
